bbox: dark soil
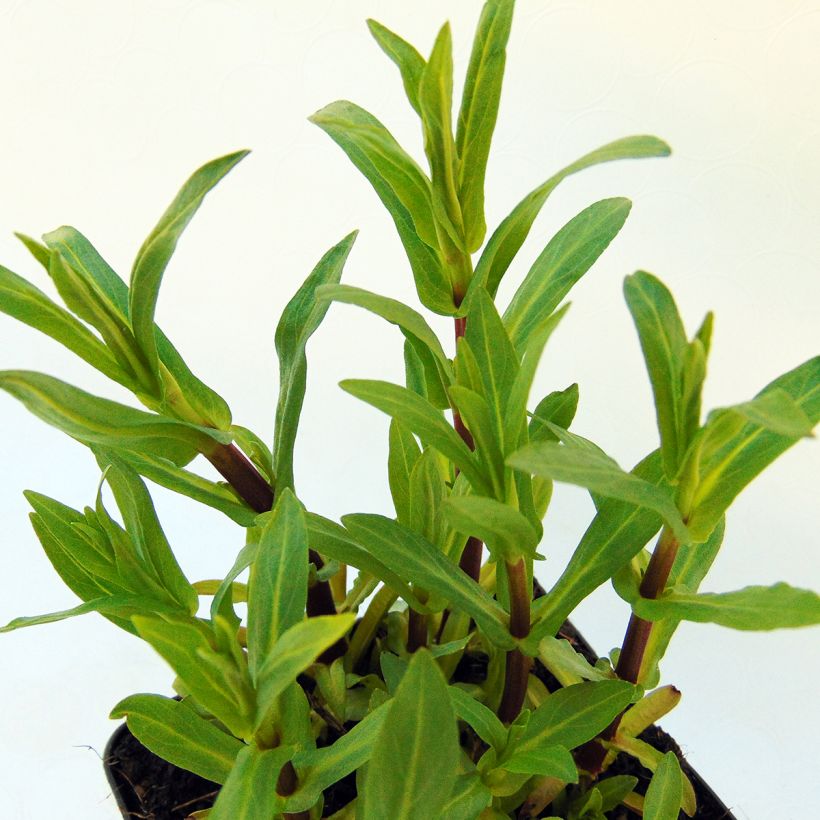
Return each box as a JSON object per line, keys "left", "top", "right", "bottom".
{"left": 104, "top": 603, "right": 736, "bottom": 819}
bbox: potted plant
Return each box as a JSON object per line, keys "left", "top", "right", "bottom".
{"left": 1, "top": 1, "right": 818, "bottom": 817}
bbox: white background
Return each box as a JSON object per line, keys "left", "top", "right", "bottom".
{"left": 1, "top": 1, "right": 818, "bottom": 817}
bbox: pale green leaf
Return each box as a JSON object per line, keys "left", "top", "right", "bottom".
{"left": 449, "top": 685, "right": 508, "bottom": 751}
{"left": 388, "top": 419, "right": 421, "bottom": 525}
{"left": 110, "top": 694, "right": 243, "bottom": 784}
{"left": 366, "top": 19, "right": 426, "bottom": 114}
{"left": 644, "top": 752, "right": 683, "bottom": 820}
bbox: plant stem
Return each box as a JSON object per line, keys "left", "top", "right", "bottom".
{"left": 277, "top": 760, "right": 309, "bottom": 820}
{"left": 498, "top": 558, "right": 532, "bottom": 724}
{"left": 453, "top": 315, "right": 483, "bottom": 581}
{"left": 576, "top": 526, "right": 680, "bottom": 775}
{"left": 407, "top": 608, "right": 428, "bottom": 652}
{"left": 205, "top": 441, "right": 344, "bottom": 660}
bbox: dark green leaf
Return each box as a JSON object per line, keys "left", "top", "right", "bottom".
{"left": 644, "top": 752, "right": 683, "bottom": 820}
{"left": 273, "top": 232, "right": 357, "bottom": 492}
{"left": 471, "top": 136, "right": 671, "bottom": 299}
{"left": 597, "top": 775, "right": 639, "bottom": 811}
{"left": 634, "top": 582, "right": 820, "bottom": 631}
{"left": 456, "top": 0, "right": 515, "bottom": 252}
{"left": 504, "top": 198, "right": 631, "bottom": 353}
{"left": 366, "top": 19, "right": 426, "bottom": 114}
{"left": 362, "top": 650, "right": 460, "bottom": 819}
{"left": 0, "top": 370, "right": 228, "bottom": 466}
{"left": 110, "top": 694, "right": 243, "bottom": 784}
{"left": 310, "top": 102, "right": 452, "bottom": 313}
{"left": 340, "top": 379, "right": 489, "bottom": 494}
{"left": 247, "top": 490, "right": 308, "bottom": 680}
{"left": 130, "top": 151, "right": 248, "bottom": 374}
{"left": 209, "top": 744, "right": 292, "bottom": 820}
{"left": 342, "top": 514, "right": 513, "bottom": 648}
{"left": 444, "top": 495, "right": 539, "bottom": 561}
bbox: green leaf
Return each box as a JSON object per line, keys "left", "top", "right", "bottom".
{"left": 502, "top": 745, "right": 577, "bottom": 782}
{"left": 342, "top": 514, "right": 513, "bottom": 648}
{"left": 317, "top": 284, "right": 453, "bottom": 392}
{"left": 306, "top": 513, "right": 425, "bottom": 610}
{"left": 596, "top": 776, "right": 639, "bottom": 811}
{"left": 471, "top": 135, "right": 671, "bottom": 299}
{"left": 310, "top": 102, "right": 452, "bottom": 313}
{"left": 529, "top": 451, "right": 666, "bottom": 641}
{"left": 133, "top": 614, "right": 254, "bottom": 738}
{"left": 95, "top": 451, "right": 197, "bottom": 613}
{"left": 444, "top": 495, "right": 539, "bottom": 562}
{"left": 362, "top": 650, "right": 460, "bottom": 820}
{"left": 449, "top": 685, "right": 508, "bottom": 751}
{"left": 273, "top": 232, "right": 357, "bottom": 492}
{"left": 448, "top": 385, "right": 505, "bottom": 496}
{"left": 716, "top": 388, "right": 814, "bottom": 439}
{"left": 0, "top": 594, "right": 181, "bottom": 634}
{"left": 456, "top": 0, "right": 515, "bottom": 252}
{"left": 209, "top": 744, "right": 292, "bottom": 820}
{"left": 407, "top": 447, "right": 447, "bottom": 546}
{"left": 538, "top": 636, "right": 610, "bottom": 687}
{"left": 110, "top": 694, "right": 243, "bottom": 784}
{"left": 286, "top": 702, "right": 389, "bottom": 812}
{"left": 618, "top": 686, "right": 682, "bottom": 740}
{"left": 515, "top": 680, "right": 635, "bottom": 756}
{"left": 247, "top": 490, "right": 308, "bottom": 681}
{"left": 340, "top": 379, "right": 489, "bottom": 494}
{"left": 366, "top": 19, "right": 426, "bottom": 114}
{"left": 0, "top": 263, "right": 129, "bottom": 386}
{"left": 388, "top": 420, "right": 422, "bottom": 525}
{"left": 508, "top": 440, "right": 689, "bottom": 543}
{"left": 255, "top": 614, "right": 355, "bottom": 731}
{"left": 644, "top": 752, "right": 683, "bottom": 820}
{"left": 130, "top": 151, "right": 248, "bottom": 375}
{"left": 115, "top": 449, "right": 256, "bottom": 526}
{"left": 687, "top": 356, "right": 820, "bottom": 541}
{"left": 624, "top": 271, "right": 689, "bottom": 477}
{"left": 504, "top": 198, "right": 632, "bottom": 353}
{"left": 419, "top": 24, "right": 466, "bottom": 265}
{"left": 529, "top": 384, "right": 580, "bottom": 443}
{"left": 439, "top": 773, "right": 493, "bottom": 820}
{"left": 633, "top": 582, "right": 820, "bottom": 631}
{"left": 0, "top": 370, "right": 228, "bottom": 466}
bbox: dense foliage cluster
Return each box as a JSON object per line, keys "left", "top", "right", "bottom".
{"left": 2, "top": 2, "right": 818, "bottom": 818}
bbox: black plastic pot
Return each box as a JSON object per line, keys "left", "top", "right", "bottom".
{"left": 103, "top": 617, "right": 737, "bottom": 819}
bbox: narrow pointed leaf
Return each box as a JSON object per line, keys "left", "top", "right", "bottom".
{"left": 444, "top": 495, "right": 538, "bottom": 561}
{"left": 687, "top": 356, "right": 820, "bottom": 540}
{"left": 130, "top": 150, "right": 249, "bottom": 374}
{"left": 537, "top": 636, "right": 610, "bottom": 687}
{"left": 439, "top": 773, "right": 493, "bottom": 820}
{"left": 342, "top": 514, "right": 513, "bottom": 648}
{"left": 504, "top": 198, "right": 632, "bottom": 353}
{"left": 111, "top": 694, "right": 243, "bottom": 784}
{"left": 388, "top": 419, "right": 422, "bottom": 525}
{"left": 274, "top": 232, "right": 357, "bottom": 492}
{"left": 633, "top": 582, "right": 820, "bottom": 631}
{"left": 509, "top": 440, "right": 689, "bottom": 543}
{"left": 366, "top": 19, "right": 426, "bottom": 114}
{"left": 644, "top": 752, "right": 683, "bottom": 820}
{"left": 0, "top": 370, "right": 228, "bottom": 466}
{"left": 448, "top": 685, "right": 508, "bottom": 751}
{"left": 471, "top": 135, "right": 670, "bottom": 298}
{"left": 456, "top": 0, "right": 515, "bottom": 251}
{"left": 247, "top": 490, "right": 308, "bottom": 680}
{"left": 310, "top": 102, "right": 452, "bottom": 313}
{"left": 209, "top": 744, "right": 292, "bottom": 820}
{"left": 255, "top": 614, "right": 355, "bottom": 730}
{"left": 529, "top": 383, "right": 580, "bottom": 444}
{"left": 340, "top": 379, "right": 489, "bottom": 494}
{"left": 618, "top": 687, "right": 682, "bottom": 740}
{"left": 502, "top": 745, "right": 578, "bottom": 782}
{"left": 624, "top": 271, "right": 689, "bottom": 476}
{"left": 362, "top": 650, "right": 460, "bottom": 820}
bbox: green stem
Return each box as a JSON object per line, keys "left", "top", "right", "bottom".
{"left": 498, "top": 558, "right": 532, "bottom": 724}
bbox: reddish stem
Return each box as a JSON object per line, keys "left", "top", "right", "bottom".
{"left": 497, "top": 559, "right": 532, "bottom": 723}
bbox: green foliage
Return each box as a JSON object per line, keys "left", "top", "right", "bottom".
{"left": 1, "top": 2, "right": 815, "bottom": 818}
